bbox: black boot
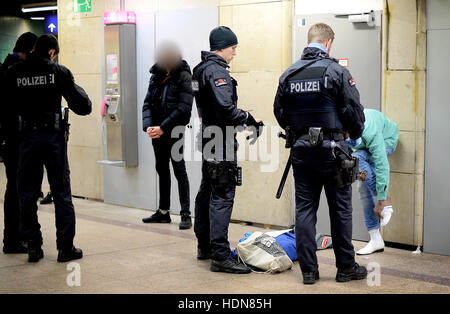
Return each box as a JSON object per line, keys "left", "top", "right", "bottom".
{"left": 210, "top": 258, "right": 251, "bottom": 274}
{"left": 197, "top": 248, "right": 212, "bottom": 260}
{"left": 336, "top": 263, "right": 368, "bottom": 282}
{"left": 179, "top": 215, "right": 192, "bottom": 230}
{"left": 142, "top": 210, "right": 171, "bottom": 223}
{"left": 40, "top": 192, "right": 53, "bottom": 205}
{"left": 28, "top": 241, "right": 44, "bottom": 263}
{"left": 3, "top": 241, "right": 28, "bottom": 254}
{"left": 58, "top": 246, "right": 83, "bottom": 263}
{"left": 302, "top": 270, "right": 320, "bottom": 285}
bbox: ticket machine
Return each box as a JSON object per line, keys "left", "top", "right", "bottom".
{"left": 99, "top": 11, "right": 138, "bottom": 167}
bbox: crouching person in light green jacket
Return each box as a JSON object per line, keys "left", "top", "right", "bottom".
{"left": 346, "top": 109, "right": 399, "bottom": 255}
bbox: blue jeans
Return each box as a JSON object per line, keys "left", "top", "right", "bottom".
{"left": 353, "top": 148, "right": 394, "bottom": 231}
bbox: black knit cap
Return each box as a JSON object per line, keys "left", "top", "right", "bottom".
{"left": 209, "top": 26, "right": 238, "bottom": 51}
{"left": 13, "top": 32, "right": 38, "bottom": 53}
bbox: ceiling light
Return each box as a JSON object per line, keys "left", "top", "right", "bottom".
{"left": 22, "top": 5, "right": 58, "bottom": 13}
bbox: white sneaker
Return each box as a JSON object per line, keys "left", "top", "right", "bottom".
{"left": 357, "top": 229, "right": 385, "bottom": 255}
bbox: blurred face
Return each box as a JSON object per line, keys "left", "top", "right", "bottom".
{"left": 215, "top": 45, "right": 237, "bottom": 64}
{"left": 156, "top": 43, "right": 182, "bottom": 71}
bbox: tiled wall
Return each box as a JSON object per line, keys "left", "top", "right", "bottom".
{"left": 382, "top": 0, "right": 426, "bottom": 245}
{"left": 58, "top": 0, "right": 106, "bottom": 200}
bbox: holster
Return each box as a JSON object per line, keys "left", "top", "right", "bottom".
{"left": 335, "top": 153, "right": 359, "bottom": 188}
{"left": 308, "top": 127, "right": 323, "bottom": 147}
{"left": 206, "top": 160, "right": 242, "bottom": 188}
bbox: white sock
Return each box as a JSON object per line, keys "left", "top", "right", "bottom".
{"left": 159, "top": 209, "right": 169, "bottom": 215}
{"left": 369, "top": 228, "right": 383, "bottom": 243}
{"left": 380, "top": 206, "right": 393, "bottom": 227}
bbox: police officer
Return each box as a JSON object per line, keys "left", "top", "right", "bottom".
{"left": 4, "top": 34, "right": 92, "bottom": 263}
{"left": 274, "top": 23, "right": 367, "bottom": 284}
{"left": 141, "top": 41, "right": 193, "bottom": 230}
{"left": 193, "top": 26, "right": 263, "bottom": 274}
{"left": 0, "top": 32, "right": 37, "bottom": 254}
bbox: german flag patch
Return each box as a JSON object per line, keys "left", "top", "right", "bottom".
{"left": 349, "top": 78, "right": 356, "bottom": 87}
{"left": 214, "top": 78, "right": 227, "bottom": 87}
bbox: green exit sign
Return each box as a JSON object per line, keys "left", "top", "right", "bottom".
{"left": 73, "top": 0, "right": 92, "bottom": 13}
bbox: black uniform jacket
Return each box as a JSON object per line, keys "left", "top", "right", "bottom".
{"left": 2, "top": 53, "right": 92, "bottom": 132}
{"left": 142, "top": 60, "right": 193, "bottom": 135}
{"left": 274, "top": 47, "right": 365, "bottom": 140}
{"left": 192, "top": 51, "right": 248, "bottom": 129}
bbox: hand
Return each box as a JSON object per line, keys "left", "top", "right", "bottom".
{"left": 374, "top": 197, "right": 392, "bottom": 219}
{"left": 147, "top": 126, "right": 164, "bottom": 139}
{"left": 245, "top": 118, "right": 263, "bottom": 130}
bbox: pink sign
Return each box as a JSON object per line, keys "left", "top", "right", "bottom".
{"left": 104, "top": 11, "right": 136, "bottom": 25}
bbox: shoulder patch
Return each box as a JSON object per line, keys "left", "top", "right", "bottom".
{"left": 192, "top": 80, "right": 199, "bottom": 92}
{"left": 214, "top": 78, "right": 228, "bottom": 87}
{"left": 349, "top": 78, "right": 356, "bottom": 87}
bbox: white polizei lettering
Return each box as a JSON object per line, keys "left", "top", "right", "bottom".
{"left": 16, "top": 75, "right": 52, "bottom": 87}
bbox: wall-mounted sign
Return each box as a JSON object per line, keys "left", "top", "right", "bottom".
{"left": 73, "top": 0, "right": 92, "bottom": 13}
{"left": 44, "top": 14, "right": 58, "bottom": 35}
{"left": 104, "top": 11, "right": 137, "bottom": 25}
{"left": 106, "top": 54, "right": 119, "bottom": 84}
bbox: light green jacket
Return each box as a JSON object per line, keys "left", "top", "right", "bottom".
{"left": 352, "top": 109, "right": 399, "bottom": 200}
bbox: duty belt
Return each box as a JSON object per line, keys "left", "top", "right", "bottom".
{"left": 297, "top": 132, "right": 344, "bottom": 142}
{"left": 19, "top": 113, "right": 63, "bottom": 132}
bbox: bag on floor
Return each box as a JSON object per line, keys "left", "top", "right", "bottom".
{"left": 236, "top": 232, "right": 293, "bottom": 273}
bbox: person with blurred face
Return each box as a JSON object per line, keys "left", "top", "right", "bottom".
{"left": 192, "top": 26, "right": 263, "bottom": 274}
{"left": 141, "top": 41, "right": 194, "bottom": 230}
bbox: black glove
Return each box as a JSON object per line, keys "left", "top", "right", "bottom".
{"left": 245, "top": 113, "right": 264, "bottom": 145}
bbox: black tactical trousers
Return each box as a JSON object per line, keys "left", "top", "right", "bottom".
{"left": 194, "top": 159, "right": 236, "bottom": 261}
{"left": 152, "top": 135, "right": 190, "bottom": 216}
{"left": 3, "top": 137, "right": 22, "bottom": 246}
{"left": 291, "top": 140, "right": 355, "bottom": 272}
{"left": 17, "top": 131, "right": 75, "bottom": 250}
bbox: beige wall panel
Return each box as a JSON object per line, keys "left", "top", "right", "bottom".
{"left": 387, "top": 0, "right": 417, "bottom": 70}
{"left": 384, "top": 71, "right": 416, "bottom": 131}
{"left": 0, "top": 165, "right": 5, "bottom": 198}
{"left": 415, "top": 70, "right": 426, "bottom": 132}
{"left": 417, "top": 0, "right": 426, "bottom": 33}
{"left": 220, "top": 0, "right": 279, "bottom": 6}
{"left": 104, "top": 0, "right": 121, "bottom": 12}
{"left": 389, "top": 131, "right": 415, "bottom": 174}
{"left": 219, "top": 5, "right": 233, "bottom": 25}
{"left": 157, "top": 0, "right": 219, "bottom": 11}
{"left": 383, "top": 172, "right": 415, "bottom": 245}
{"left": 58, "top": 17, "right": 103, "bottom": 75}
{"left": 413, "top": 173, "right": 424, "bottom": 245}
{"left": 68, "top": 145, "right": 103, "bottom": 199}
{"left": 414, "top": 131, "right": 425, "bottom": 176}
{"left": 225, "top": 2, "right": 285, "bottom": 72}
{"left": 416, "top": 31, "right": 427, "bottom": 71}
{"left": 233, "top": 155, "right": 292, "bottom": 227}
{"left": 231, "top": 71, "right": 281, "bottom": 124}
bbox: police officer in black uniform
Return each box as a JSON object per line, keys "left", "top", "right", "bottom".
{"left": 0, "top": 32, "right": 37, "bottom": 254}
{"left": 193, "top": 26, "right": 263, "bottom": 274}
{"left": 274, "top": 23, "right": 367, "bottom": 284}
{"left": 4, "top": 34, "right": 92, "bottom": 263}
